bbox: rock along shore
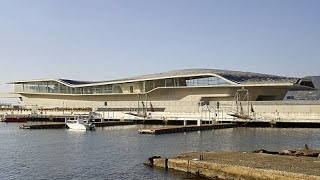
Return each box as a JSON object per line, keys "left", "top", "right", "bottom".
{"left": 145, "top": 151, "right": 320, "bottom": 180}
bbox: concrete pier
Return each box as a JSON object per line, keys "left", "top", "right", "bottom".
{"left": 145, "top": 152, "right": 320, "bottom": 180}
{"left": 139, "top": 123, "right": 236, "bottom": 134}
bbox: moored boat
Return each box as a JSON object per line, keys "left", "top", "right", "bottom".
{"left": 66, "top": 115, "right": 95, "bottom": 130}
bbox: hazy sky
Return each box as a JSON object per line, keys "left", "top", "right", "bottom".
{"left": 0, "top": 0, "right": 319, "bottom": 92}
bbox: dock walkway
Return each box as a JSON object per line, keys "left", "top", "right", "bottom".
{"left": 19, "top": 121, "right": 135, "bottom": 129}
{"left": 139, "top": 123, "right": 236, "bottom": 135}
{"left": 19, "top": 123, "right": 66, "bottom": 129}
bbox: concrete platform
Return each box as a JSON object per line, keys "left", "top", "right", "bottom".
{"left": 145, "top": 152, "right": 320, "bottom": 180}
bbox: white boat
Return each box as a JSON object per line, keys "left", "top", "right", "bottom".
{"left": 66, "top": 115, "right": 95, "bottom": 130}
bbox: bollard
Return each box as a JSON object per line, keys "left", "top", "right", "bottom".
{"left": 183, "top": 120, "right": 187, "bottom": 127}
{"left": 197, "top": 119, "right": 202, "bottom": 126}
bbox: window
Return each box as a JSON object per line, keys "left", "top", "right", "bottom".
{"left": 186, "top": 76, "right": 229, "bottom": 86}
{"left": 154, "top": 79, "right": 165, "bottom": 88}
{"left": 102, "top": 85, "right": 113, "bottom": 93}
{"left": 165, "top": 79, "right": 174, "bottom": 87}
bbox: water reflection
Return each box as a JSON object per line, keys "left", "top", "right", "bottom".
{"left": 0, "top": 123, "right": 319, "bottom": 180}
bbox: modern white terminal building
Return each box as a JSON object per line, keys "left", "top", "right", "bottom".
{"left": 6, "top": 69, "right": 319, "bottom": 123}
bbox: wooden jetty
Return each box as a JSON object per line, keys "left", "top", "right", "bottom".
{"left": 2, "top": 114, "right": 74, "bottom": 122}
{"left": 19, "top": 121, "right": 134, "bottom": 129}
{"left": 19, "top": 123, "right": 66, "bottom": 129}
{"left": 139, "top": 123, "right": 237, "bottom": 135}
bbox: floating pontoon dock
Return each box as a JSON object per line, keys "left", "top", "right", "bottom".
{"left": 139, "top": 123, "right": 237, "bottom": 135}
{"left": 19, "top": 121, "right": 135, "bottom": 129}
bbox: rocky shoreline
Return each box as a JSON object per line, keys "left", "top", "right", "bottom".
{"left": 145, "top": 148, "right": 320, "bottom": 180}
{"left": 254, "top": 146, "right": 320, "bottom": 158}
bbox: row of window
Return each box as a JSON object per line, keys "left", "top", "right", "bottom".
{"left": 13, "top": 76, "right": 230, "bottom": 94}
{"left": 186, "top": 77, "right": 229, "bottom": 86}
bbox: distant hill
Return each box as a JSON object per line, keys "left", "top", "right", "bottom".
{"left": 285, "top": 76, "right": 320, "bottom": 100}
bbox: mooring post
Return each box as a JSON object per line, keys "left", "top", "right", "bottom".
{"left": 183, "top": 120, "right": 187, "bottom": 127}
{"left": 197, "top": 119, "right": 202, "bottom": 126}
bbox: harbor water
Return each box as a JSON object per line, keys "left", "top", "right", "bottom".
{"left": 0, "top": 123, "right": 320, "bottom": 180}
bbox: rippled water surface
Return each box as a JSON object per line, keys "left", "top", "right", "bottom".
{"left": 0, "top": 123, "right": 319, "bottom": 180}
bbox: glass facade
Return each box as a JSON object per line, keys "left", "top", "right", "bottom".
{"left": 13, "top": 76, "right": 230, "bottom": 95}
{"left": 186, "top": 76, "right": 229, "bottom": 86}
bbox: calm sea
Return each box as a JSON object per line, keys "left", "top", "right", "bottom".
{"left": 0, "top": 123, "right": 319, "bottom": 180}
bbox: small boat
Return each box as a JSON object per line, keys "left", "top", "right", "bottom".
{"left": 66, "top": 115, "right": 95, "bottom": 130}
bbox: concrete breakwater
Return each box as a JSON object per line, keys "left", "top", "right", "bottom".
{"left": 145, "top": 151, "right": 320, "bottom": 180}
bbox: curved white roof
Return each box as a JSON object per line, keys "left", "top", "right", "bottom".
{"left": 8, "top": 68, "right": 300, "bottom": 87}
